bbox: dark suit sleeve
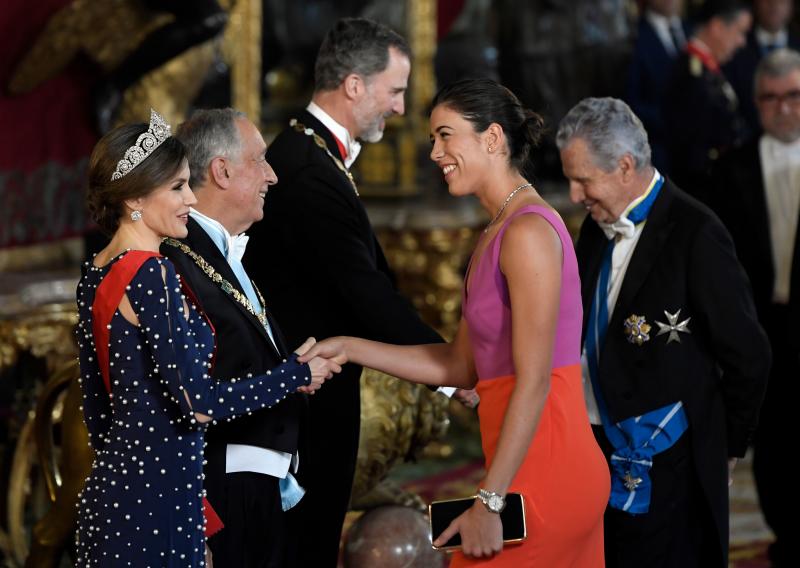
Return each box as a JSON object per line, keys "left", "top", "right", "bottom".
{"left": 709, "top": 153, "right": 735, "bottom": 211}
{"left": 709, "top": 155, "right": 747, "bottom": 245}
{"left": 289, "top": 166, "right": 442, "bottom": 345}
{"left": 687, "top": 214, "right": 770, "bottom": 457}
{"left": 625, "top": 51, "right": 663, "bottom": 139}
{"left": 664, "top": 67, "right": 714, "bottom": 182}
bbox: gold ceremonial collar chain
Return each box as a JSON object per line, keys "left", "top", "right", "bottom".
{"left": 290, "top": 119, "right": 359, "bottom": 197}
{"left": 162, "top": 238, "right": 269, "bottom": 328}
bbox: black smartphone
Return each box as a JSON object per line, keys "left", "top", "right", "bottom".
{"left": 428, "top": 492, "right": 527, "bottom": 550}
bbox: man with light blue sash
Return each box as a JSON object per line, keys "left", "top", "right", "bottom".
{"left": 558, "top": 97, "right": 769, "bottom": 568}
{"left": 161, "top": 108, "right": 316, "bottom": 567}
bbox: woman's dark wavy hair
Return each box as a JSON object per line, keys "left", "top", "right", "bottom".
{"left": 86, "top": 123, "right": 186, "bottom": 235}
{"left": 431, "top": 78, "right": 545, "bottom": 172}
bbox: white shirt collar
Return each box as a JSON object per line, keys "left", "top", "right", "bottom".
{"left": 762, "top": 133, "right": 800, "bottom": 158}
{"left": 598, "top": 170, "right": 661, "bottom": 240}
{"left": 189, "top": 207, "right": 249, "bottom": 262}
{"left": 755, "top": 27, "right": 788, "bottom": 49}
{"left": 645, "top": 10, "right": 684, "bottom": 54}
{"left": 306, "top": 101, "right": 362, "bottom": 168}
{"left": 645, "top": 10, "right": 682, "bottom": 32}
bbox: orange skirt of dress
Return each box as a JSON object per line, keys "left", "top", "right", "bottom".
{"left": 449, "top": 364, "right": 610, "bottom": 567}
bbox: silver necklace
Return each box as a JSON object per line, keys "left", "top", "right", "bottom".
{"left": 484, "top": 182, "right": 534, "bottom": 233}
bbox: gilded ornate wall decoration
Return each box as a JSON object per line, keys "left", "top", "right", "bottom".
{"left": 0, "top": 304, "right": 78, "bottom": 372}
{"left": 351, "top": 369, "right": 450, "bottom": 510}
{"left": 8, "top": 0, "right": 172, "bottom": 95}
{"left": 8, "top": 0, "right": 256, "bottom": 129}
{"left": 0, "top": 325, "right": 81, "bottom": 565}
{"left": 349, "top": 223, "right": 480, "bottom": 508}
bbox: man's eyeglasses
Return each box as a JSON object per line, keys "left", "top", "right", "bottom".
{"left": 757, "top": 90, "right": 800, "bottom": 107}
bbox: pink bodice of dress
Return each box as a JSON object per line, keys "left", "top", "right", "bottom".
{"left": 463, "top": 205, "right": 583, "bottom": 379}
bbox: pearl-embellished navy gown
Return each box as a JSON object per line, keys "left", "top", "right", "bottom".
{"left": 75, "top": 253, "right": 311, "bottom": 566}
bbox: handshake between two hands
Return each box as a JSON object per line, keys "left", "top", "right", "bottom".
{"left": 293, "top": 337, "right": 348, "bottom": 394}
{"left": 290, "top": 337, "right": 480, "bottom": 409}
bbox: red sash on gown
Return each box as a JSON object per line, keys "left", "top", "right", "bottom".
{"left": 91, "top": 250, "right": 224, "bottom": 537}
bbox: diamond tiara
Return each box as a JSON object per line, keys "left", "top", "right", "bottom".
{"left": 111, "top": 109, "right": 172, "bottom": 180}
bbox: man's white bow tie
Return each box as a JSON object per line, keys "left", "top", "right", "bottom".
{"left": 599, "top": 216, "right": 636, "bottom": 240}
{"left": 227, "top": 233, "right": 249, "bottom": 262}
{"left": 769, "top": 141, "right": 798, "bottom": 161}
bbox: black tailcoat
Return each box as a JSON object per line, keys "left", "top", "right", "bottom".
{"left": 576, "top": 179, "right": 769, "bottom": 565}
{"left": 244, "top": 110, "right": 442, "bottom": 567}
{"left": 711, "top": 139, "right": 800, "bottom": 329}
{"left": 161, "top": 218, "right": 305, "bottom": 564}
{"left": 711, "top": 140, "right": 799, "bottom": 563}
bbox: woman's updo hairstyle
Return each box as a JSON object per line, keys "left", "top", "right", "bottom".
{"left": 431, "top": 78, "right": 544, "bottom": 171}
{"left": 86, "top": 123, "right": 186, "bottom": 235}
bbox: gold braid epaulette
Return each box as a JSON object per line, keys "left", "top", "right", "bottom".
{"left": 289, "top": 119, "right": 359, "bottom": 196}
{"left": 162, "top": 238, "right": 270, "bottom": 328}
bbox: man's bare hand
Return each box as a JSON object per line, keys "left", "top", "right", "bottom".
{"left": 297, "top": 356, "right": 343, "bottom": 394}
{"left": 293, "top": 337, "right": 317, "bottom": 357}
{"left": 453, "top": 388, "right": 480, "bottom": 408}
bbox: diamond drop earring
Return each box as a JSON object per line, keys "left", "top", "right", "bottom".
{"left": 130, "top": 210, "right": 142, "bottom": 222}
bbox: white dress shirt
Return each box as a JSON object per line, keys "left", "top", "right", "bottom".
{"left": 760, "top": 135, "right": 800, "bottom": 304}
{"left": 581, "top": 170, "right": 661, "bottom": 424}
{"left": 189, "top": 208, "right": 296, "bottom": 478}
{"left": 307, "top": 101, "right": 362, "bottom": 169}
{"left": 645, "top": 10, "right": 686, "bottom": 56}
{"left": 755, "top": 26, "right": 788, "bottom": 51}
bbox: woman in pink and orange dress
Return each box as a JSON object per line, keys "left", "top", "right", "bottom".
{"left": 302, "top": 78, "right": 610, "bottom": 566}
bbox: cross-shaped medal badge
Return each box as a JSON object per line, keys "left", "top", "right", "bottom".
{"left": 655, "top": 309, "right": 691, "bottom": 344}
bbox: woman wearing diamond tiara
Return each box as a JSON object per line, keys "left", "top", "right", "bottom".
{"left": 75, "top": 110, "right": 342, "bottom": 566}
{"left": 300, "top": 79, "right": 610, "bottom": 566}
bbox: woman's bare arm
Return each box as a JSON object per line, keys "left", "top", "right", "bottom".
{"left": 300, "top": 318, "right": 478, "bottom": 389}
{"left": 481, "top": 214, "right": 562, "bottom": 496}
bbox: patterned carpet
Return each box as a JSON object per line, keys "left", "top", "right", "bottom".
{"left": 341, "top": 419, "right": 774, "bottom": 567}
{"left": 729, "top": 452, "right": 772, "bottom": 567}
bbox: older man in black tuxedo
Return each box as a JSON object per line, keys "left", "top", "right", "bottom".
{"left": 161, "top": 108, "right": 338, "bottom": 568}
{"left": 558, "top": 97, "right": 769, "bottom": 568}
{"left": 712, "top": 48, "right": 800, "bottom": 568}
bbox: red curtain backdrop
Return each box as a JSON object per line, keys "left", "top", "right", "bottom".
{"left": 438, "top": 0, "right": 466, "bottom": 39}
{"left": 0, "top": 0, "right": 98, "bottom": 248}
